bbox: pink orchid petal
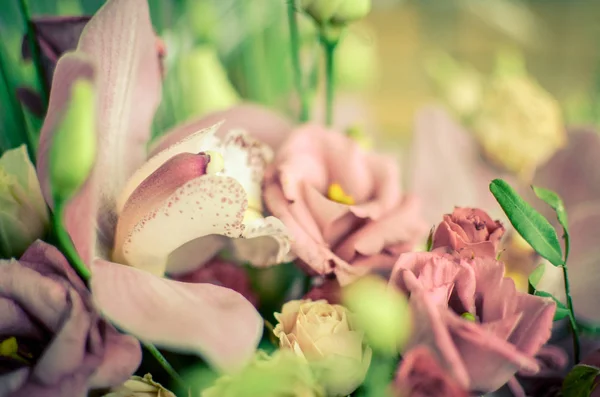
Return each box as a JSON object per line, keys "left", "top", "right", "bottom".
{"left": 409, "top": 107, "right": 507, "bottom": 226}
{"left": 166, "top": 235, "right": 229, "bottom": 276}
{"left": 119, "top": 175, "right": 247, "bottom": 275}
{"left": 149, "top": 103, "right": 293, "bottom": 156}
{"left": 90, "top": 259, "right": 263, "bottom": 372}
{"left": 76, "top": 0, "right": 161, "bottom": 218}
{"left": 36, "top": 53, "right": 98, "bottom": 264}
{"left": 117, "top": 123, "right": 221, "bottom": 213}
{"left": 113, "top": 152, "right": 211, "bottom": 260}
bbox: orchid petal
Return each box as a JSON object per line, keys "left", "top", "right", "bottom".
{"left": 90, "top": 259, "right": 263, "bottom": 372}
{"left": 76, "top": 0, "right": 161, "bottom": 227}
{"left": 149, "top": 104, "right": 293, "bottom": 156}
{"left": 119, "top": 175, "right": 247, "bottom": 276}
{"left": 230, "top": 216, "right": 292, "bottom": 266}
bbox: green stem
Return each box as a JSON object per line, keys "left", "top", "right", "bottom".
{"left": 322, "top": 37, "right": 338, "bottom": 127}
{"left": 53, "top": 201, "right": 91, "bottom": 282}
{"left": 17, "top": 0, "right": 49, "bottom": 108}
{"left": 561, "top": 233, "right": 580, "bottom": 363}
{"left": 143, "top": 343, "right": 186, "bottom": 387}
{"left": 287, "top": 0, "right": 309, "bottom": 122}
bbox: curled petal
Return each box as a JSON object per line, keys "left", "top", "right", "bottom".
{"left": 117, "top": 175, "right": 247, "bottom": 276}
{"left": 90, "top": 259, "right": 263, "bottom": 372}
{"left": 230, "top": 216, "right": 293, "bottom": 266}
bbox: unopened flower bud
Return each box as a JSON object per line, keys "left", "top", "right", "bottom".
{"left": 301, "top": 0, "right": 371, "bottom": 27}
{"left": 49, "top": 78, "right": 96, "bottom": 202}
{"left": 0, "top": 145, "right": 49, "bottom": 258}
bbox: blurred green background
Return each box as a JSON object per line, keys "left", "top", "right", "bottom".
{"left": 1, "top": 0, "right": 599, "bottom": 153}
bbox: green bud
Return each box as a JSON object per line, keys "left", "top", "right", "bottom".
{"left": 49, "top": 79, "right": 96, "bottom": 202}
{"left": 0, "top": 146, "right": 49, "bottom": 258}
{"left": 342, "top": 275, "right": 412, "bottom": 354}
{"left": 178, "top": 46, "right": 240, "bottom": 119}
{"left": 301, "top": 0, "right": 371, "bottom": 27}
{"left": 461, "top": 312, "right": 476, "bottom": 322}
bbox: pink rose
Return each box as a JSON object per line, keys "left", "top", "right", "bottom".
{"left": 264, "top": 124, "right": 427, "bottom": 285}
{"left": 393, "top": 346, "right": 468, "bottom": 397}
{"left": 432, "top": 207, "right": 505, "bottom": 258}
{"left": 0, "top": 241, "right": 140, "bottom": 396}
{"left": 389, "top": 252, "right": 555, "bottom": 393}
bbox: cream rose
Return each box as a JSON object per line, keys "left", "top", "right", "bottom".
{"left": 274, "top": 299, "right": 372, "bottom": 397}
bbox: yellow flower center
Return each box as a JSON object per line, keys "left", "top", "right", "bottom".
{"left": 327, "top": 183, "right": 355, "bottom": 205}
{"left": 205, "top": 151, "right": 224, "bottom": 175}
{"left": 0, "top": 337, "right": 30, "bottom": 364}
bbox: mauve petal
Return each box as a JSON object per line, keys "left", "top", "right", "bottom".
{"left": 90, "top": 259, "right": 263, "bottom": 372}
{"left": 36, "top": 53, "right": 98, "bottom": 265}
{"left": 533, "top": 128, "right": 600, "bottom": 213}
{"left": 409, "top": 107, "right": 507, "bottom": 226}
{"left": 88, "top": 327, "right": 142, "bottom": 388}
{"left": 113, "top": 152, "right": 210, "bottom": 261}
{"left": 0, "top": 260, "right": 67, "bottom": 332}
{"left": 117, "top": 175, "right": 248, "bottom": 276}
{"left": 394, "top": 346, "right": 469, "bottom": 397}
{"left": 116, "top": 123, "right": 221, "bottom": 213}
{"left": 443, "top": 312, "right": 540, "bottom": 393}
{"left": 77, "top": 0, "right": 162, "bottom": 220}
{"left": 149, "top": 103, "right": 293, "bottom": 156}
{"left": 0, "top": 368, "right": 29, "bottom": 396}
{"left": 0, "top": 298, "right": 41, "bottom": 337}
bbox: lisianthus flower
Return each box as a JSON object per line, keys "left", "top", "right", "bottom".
{"left": 392, "top": 346, "right": 468, "bottom": 397}
{"left": 389, "top": 252, "right": 555, "bottom": 393}
{"left": 0, "top": 241, "right": 140, "bottom": 396}
{"left": 36, "top": 0, "right": 292, "bottom": 371}
{"left": 431, "top": 207, "right": 505, "bottom": 259}
{"left": 264, "top": 124, "right": 427, "bottom": 285}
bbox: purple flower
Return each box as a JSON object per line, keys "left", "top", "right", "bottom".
{"left": 0, "top": 241, "right": 140, "bottom": 396}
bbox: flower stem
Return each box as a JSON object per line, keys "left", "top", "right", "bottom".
{"left": 53, "top": 201, "right": 91, "bottom": 282}
{"left": 287, "top": 0, "right": 309, "bottom": 122}
{"left": 322, "top": 37, "right": 338, "bottom": 127}
{"left": 561, "top": 232, "right": 580, "bottom": 363}
{"left": 143, "top": 343, "right": 186, "bottom": 387}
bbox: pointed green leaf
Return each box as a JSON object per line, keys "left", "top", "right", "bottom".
{"left": 532, "top": 185, "right": 569, "bottom": 233}
{"left": 562, "top": 364, "right": 600, "bottom": 397}
{"left": 534, "top": 290, "right": 570, "bottom": 321}
{"left": 528, "top": 264, "right": 545, "bottom": 290}
{"left": 490, "top": 179, "right": 564, "bottom": 267}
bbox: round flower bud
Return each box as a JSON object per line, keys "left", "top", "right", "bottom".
{"left": 202, "top": 350, "right": 325, "bottom": 397}
{"left": 274, "top": 299, "right": 372, "bottom": 397}
{"left": 0, "top": 145, "right": 49, "bottom": 258}
{"left": 301, "top": 0, "right": 371, "bottom": 27}
{"left": 49, "top": 78, "right": 96, "bottom": 202}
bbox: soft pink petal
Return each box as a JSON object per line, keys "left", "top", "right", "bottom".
{"left": 409, "top": 106, "right": 508, "bottom": 226}
{"left": 231, "top": 216, "right": 292, "bottom": 266}
{"left": 148, "top": 103, "right": 293, "bottom": 156}
{"left": 77, "top": 0, "right": 162, "bottom": 225}
{"left": 88, "top": 328, "right": 143, "bottom": 388}
{"left": 90, "top": 259, "right": 263, "bottom": 372}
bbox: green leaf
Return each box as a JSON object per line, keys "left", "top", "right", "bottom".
{"left": 489, "top": 179, "right": 564, "bottom": 267}
{"left": 532, "top": 185, "right": 569, "bottom": 233}
{"left": 562, "top": 364, "right": 600, "bottom": 397}
{"left": 528, "top": 264, "right": 545, "bottom": 289}
{"left": 535, "top": 290, "right": 570, "bottom": 321}
{"left": 425, "top": 226, "right": 435, "bottom": 252}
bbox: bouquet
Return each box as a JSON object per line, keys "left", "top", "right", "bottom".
{"left": 1, "top": 0, "right": 600, "bottom": 396}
